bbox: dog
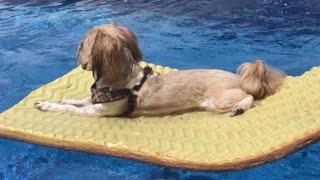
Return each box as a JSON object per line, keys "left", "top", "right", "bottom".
{"left": 35, "top": 24, "right": 286, "bottom": 117}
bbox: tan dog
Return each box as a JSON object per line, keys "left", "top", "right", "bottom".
{"left": 35, "top": 24, "right": 285, "bottom": 117}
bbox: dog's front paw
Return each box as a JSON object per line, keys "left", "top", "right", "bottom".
{"left": 34, "top": 101, "right": 58, "bottom": 112}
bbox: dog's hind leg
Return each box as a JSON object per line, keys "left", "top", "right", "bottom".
{"left": 201, "top": 88, "right": 254, "bottom": 116}
{"left": 230, "top": 95, "right": 254, "bottom": 116}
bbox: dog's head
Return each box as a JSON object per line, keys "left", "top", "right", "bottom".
{"left": 77, "top": 24, "right": 143, "bottom": 82}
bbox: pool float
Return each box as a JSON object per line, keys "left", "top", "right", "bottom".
{"left": 0, "top": 62, "right": 319, "bottom": 171}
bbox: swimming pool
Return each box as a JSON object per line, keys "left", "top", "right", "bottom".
{"left": 0, "top": 0, "right": 320, "bottom": 179}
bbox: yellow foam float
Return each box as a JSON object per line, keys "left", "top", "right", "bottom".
{"left": 0, "top": 62, "right": 320, "bottom": 171}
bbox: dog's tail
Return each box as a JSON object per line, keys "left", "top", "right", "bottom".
{"left": 237, "top": 60, "right": 285, "bottom": 100}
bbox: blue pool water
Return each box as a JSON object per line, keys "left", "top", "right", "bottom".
{"left": 1, "top": 0, "right": 320, "bottom": 179}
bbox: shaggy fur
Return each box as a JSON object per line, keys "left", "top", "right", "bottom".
{"left": 35, "top": 24, "right": 286, "bottom": 117}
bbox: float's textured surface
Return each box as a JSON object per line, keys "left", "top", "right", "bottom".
{"left": 0, "top": 62, "right": 319, "bottom": 171}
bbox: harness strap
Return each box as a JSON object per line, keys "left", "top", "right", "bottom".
{"left": 122, "top": 66, "right": 154, "bottom": 116}
{"left": 90, "top": 66, "right": 154, "bottom": 116}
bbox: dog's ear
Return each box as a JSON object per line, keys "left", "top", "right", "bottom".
{"left": 91, "top": 29, "right": 130, "bottom": 82}
{"left": 125, "top": 29, "right": 143, "bottom": 62}
{"left": 91, "top": 30, "right": 107, "bottom": 80}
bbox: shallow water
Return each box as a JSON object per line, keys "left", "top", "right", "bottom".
{"left": 0, "top": 0, "right": 320, "bottom": 179}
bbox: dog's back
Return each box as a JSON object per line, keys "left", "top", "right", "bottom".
{"left": 134, "top": 61, "right": 285, "bottom": 116}
{"left": 135, "top": 69, "right": 241, "bottom": 115}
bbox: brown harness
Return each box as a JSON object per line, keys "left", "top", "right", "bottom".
{"left": 90, "top": 66, "right": 154, "bottom": 116}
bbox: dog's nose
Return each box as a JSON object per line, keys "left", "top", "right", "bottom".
{"left": 82, "top": 63, "right": 87, "bottom": 70}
